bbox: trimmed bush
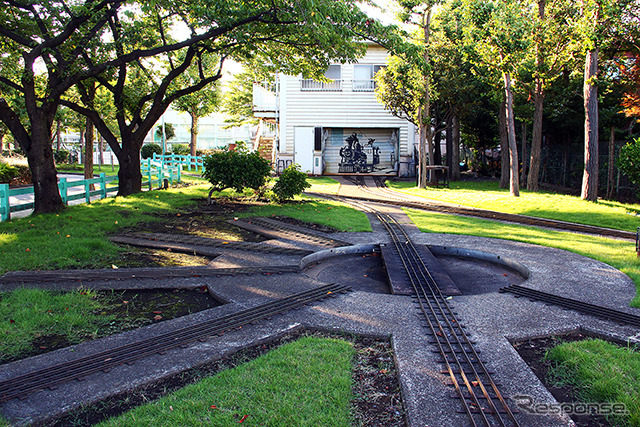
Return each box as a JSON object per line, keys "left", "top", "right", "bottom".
{"left": 202, "top": 149, "right": 271, "bottom": 194}
{"left": 618, "top": 137, "right": 640, "bottom": 197}
{"left": 0, "top": 162, "right": 18, "bottom": 183}
{"left": 171, "top": 144, "right": 190, "bottom": 155}
{"left": 273, "top": 164, "right": 311, "bottom": 202}
{"left": 53, "top": 149, "right": 70, "bottom": 164}
{"left": 141, "top": 143, "right": 162, "bottom": 159}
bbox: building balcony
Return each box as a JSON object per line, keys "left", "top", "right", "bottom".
{"left": 252, "top": 83, "right": 278, "bottom": 119}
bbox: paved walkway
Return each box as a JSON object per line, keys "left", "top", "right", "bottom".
{"left": 6, "top": 174, "right": 111, "bottom": 220}
{"left": 0, "top": 183, "right": 638, "bottom": 426}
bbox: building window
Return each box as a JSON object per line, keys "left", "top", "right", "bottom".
{"left": 353, "top": 64, "right": 384, "bottom": 91}
{"left": 301, "top": 65, "right": 342, "bottom": 91}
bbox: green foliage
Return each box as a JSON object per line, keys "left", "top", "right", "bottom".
{"left": 170, "top": 144, "right": 190, "bottom": 156}
{"left": 0, "top": 162, "right": 18, "bottom": 183}
{"left": 154, "top": 123, "right": 176, "bottom": 142}
{"left": 141, "top": 143, "right": 162, "bottom": 160}
{"left": 53, "top": 149, "right": 70, "bottom": 164}
{"left": 618, "top": 137, "right": 640, "bottom": 196}
{"left": 272, "top": 164, "right": 311, "bottom": 202}
{"left": 546, "top": 339, "right": 640, "bottom": 426}
{"left": 202, "top": 149, "right": 271, "bottom": 193}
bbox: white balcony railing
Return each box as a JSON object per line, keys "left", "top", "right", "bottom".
{"left": 300, "top": 79, "right": 343, "bottom": 91}
{"left": 352, "top": 79, "right": 376, "bottom": 92}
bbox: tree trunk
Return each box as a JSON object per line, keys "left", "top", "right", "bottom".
{"left": 190, "top": 112, "right": 199, "bottom": 157}
{"left": 503, "top": 72, "right": 520, "bottom": 196}
{"left": 116, "top": 139, "right": 143, "bottom": 196}
{"left": 422, "top": 7, "right": 435, "bottom": 184}
{"left": 451, "top": 115, "right": 461, "bottom": 181}
{"left": 499, "top": 102, "right": 509, "bottom": 188}
{"left": 417, "top": 109, "right": 428, "bottom": 188}
{"left": 446, "top": 119, "right": 453, "bottom": 179}
{"left": 520, "top": 122, "right": 528, "bottom": 186}
{"left": 528, "top": 0, "right": 546, "bottom": 192}
{"left": 606, "top": 126, "right": 615, "bottom": 199}
{"left": 84, "top": 117, "right": 94, "bottom": 187}
{"left": 98, "top": 133, "right": 104, "bottom": 168}
{"left": 56, "top": 119, "right": 62, "bottom": 151}
{"left": 581, "top": 47, "right": 599, "bottom": 201}
{"left": 434, "top": 130, "right": 442, "bottom": 165}
{"left": 27, "top": 111, "right": 65, "bottom": 213}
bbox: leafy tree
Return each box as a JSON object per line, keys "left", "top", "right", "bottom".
{"left": 0, "top": 0, "right": 396, "bottom": 210}
{"left": 173, "top": 54, "right": 221, "bottom": 156}
{"left": 141, "top": 143, "right": 162, "bottom": 160}
{"left": 155, "top": 123, "right": 176, "bottom": 152}
{"left": 460, "top": 0, "right": 533, "bottom": 196}
{"left": 223, "top": 64, "right": 274, "bottom": 128}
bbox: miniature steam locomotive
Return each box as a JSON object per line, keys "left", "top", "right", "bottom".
{"left": 338, "top": 132, "right": 380, "bottom": 173}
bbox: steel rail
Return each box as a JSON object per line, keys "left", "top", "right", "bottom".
{"left": 500, "top": 285, "right": 640, "bottom": 328}
{"left": 380, "top": 212, "right": 517, "bottom": 426}
{"left": 332, "top": 189, "right": 519, "bottom": 426}
{"left": 0, "top": 283, "right": 351, "bottom": 403}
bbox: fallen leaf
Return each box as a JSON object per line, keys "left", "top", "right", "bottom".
{"left": 25, "top": 248, "right": 30, "bottom": 252}
{"left": 154, "top": 315, "right": 162, "bottom": 321}
{"left": 239, "top": 415, "right": 248, "bottom": 423}
{"left": 66, "top": 235, "right": 71, "bottom": 238}
{"left": 112, "top": 264, "right": 119, "bottom": 269}
{"left": 153, "top": 311, "right": 162, "bottom": 314}
{"left": 169, "top": 406, "right": 173, "bottom": 411}
{"left": 9, "top": 319, "right": 15, "bottom": 324}
{"left": 210, "top": 405, "right": 217, "bottom": 409}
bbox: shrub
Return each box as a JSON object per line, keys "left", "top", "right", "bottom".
{"left": 53, "top": 149, "right": 70, "bottom": 164}
{"left": 171, "top": 144, "right": 190, "bottom": 155}
{"left": 273, "top": 164, "right": 311, "bottom": 202}
{"left": 202, "top": 149, "right": 271, "bottom": 196}
{"left": 618, "top": 137, "right": 640, "bottom": 197}
{"left": 0, "top": 162, "right": 18, "bottom": 183}
{"left": 141, "top": 143, "right": 162, "bottom": 159}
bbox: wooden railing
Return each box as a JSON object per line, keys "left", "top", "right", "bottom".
{"left": 151, "top": 153, "right": 205, "bottom": 171}
{"left": 0, "top": 173, "right": 118, "bottom": 222}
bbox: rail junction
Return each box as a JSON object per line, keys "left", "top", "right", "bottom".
{"left": 0, "top": 176, "right": 638, "bottom": 426}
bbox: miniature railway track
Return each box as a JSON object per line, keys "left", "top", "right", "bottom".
{"left": 333, "top": 193, "right": 520, "bottom": 426}
{"left": 0, "top": 283, "right": 351, "bottom": 403}
{"left": 0, "top": 265, "right": 301, "bottom": 284}
{"left": 500, "top": 285, "right": 640, "bottom": 328}
{"left": 230, "top": 217, "right": 350, "bottom": 247}
{"left": 323, "top": 176, "right": 637, "bottom": 241}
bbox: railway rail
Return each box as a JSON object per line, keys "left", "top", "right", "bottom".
{"left": 316, "top": 176, "right": 637, "bottom": 241}
{"left": 333, "top": 194, "right": 520, "bottom": 426}
{"left": 0, "top": 283, "right": 351, "bottom": 403}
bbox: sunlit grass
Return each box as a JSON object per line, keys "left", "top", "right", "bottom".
{"left": 388, "top": 180, "right": 640, "bottom": 232}
{"left": 0, "top": 288, "right": 113, "bottom": 363}
{"left": 546, "top": 339, "right": 640, "bottom": 426}
{"left": 0, "top": 184, "right": 211, "bottom": 274}
{"left": 405, "top": 209, "right": 640, "bottom": 307}
{"left": 240, "top": 198, "right": 372, "bottom": 232}
{"left": 306, "top": 177, "right": 341, "bottom": 195}
{"left": 98, "top": 336, "right": 355, "bottom": 427}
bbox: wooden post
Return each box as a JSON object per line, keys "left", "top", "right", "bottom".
{"left": 100, "top": 173, "right": 107, "bottom": 199}
{"left": 84, "top": 179, "right": 91, "bottom": 203}
{"left": 59, "top": 178, "right": 68, "bottom": 205}
{"left": 0, "top": 184, "right": 10, "bottom": 221}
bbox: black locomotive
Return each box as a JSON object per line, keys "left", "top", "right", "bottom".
{"left": 338, "top": 132, "right": 380, "bottom": 173}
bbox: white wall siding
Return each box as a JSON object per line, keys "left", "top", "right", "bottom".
{"left": 278, "top": 44, "right": 414, "bottom": 171}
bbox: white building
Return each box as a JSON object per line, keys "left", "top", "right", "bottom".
{"left": 253, "top": 43, "right": 416, "bottom": 176}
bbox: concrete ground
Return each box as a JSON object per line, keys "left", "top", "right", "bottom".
{"left": 0, "top": 182, "right": 638, "bottom": 426}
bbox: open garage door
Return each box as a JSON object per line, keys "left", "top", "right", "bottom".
{"left": 323, "top": 128, "right": 398, "bottom": 174}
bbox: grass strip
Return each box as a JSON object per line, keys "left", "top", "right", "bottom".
{"left": 97, "top": 336, "right": 355, "bottom": 427}
{"left": 388, "top": 180, "right": 640, "bottom": 233}
{"left": 546, "top": 339, "right": 640, "bottom": 426}
{"left": 306, "top": 177, "right": 342, "bottom": 195}
{"left": 240, "top": 198, "right": 372, "bottom": 232}
{"left": 0, "top": 288, "right": 113, "bottom": 363}
{"left": 404, "top": 209, "right": 640, "bottom": 307}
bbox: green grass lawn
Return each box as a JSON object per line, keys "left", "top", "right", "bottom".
{"left": 241, "top": 198, "right": 371, "bottom": 232}
{"left": 388, "top": 180, "right": 640, "bottom": 232}
{"left": 546, "top": 339, "right": 640, "bottom": 426}
{"left": 97, "top": 336, "right": 355, "bottom": 427}
{"left": 404, "top": 209, "right": 640, "bottom": 307}
{"left": 0, "top": 288, "right": 112, "bottom": 363}
{"left": 306, "top": 176, "right": 342, "bottom": 195}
